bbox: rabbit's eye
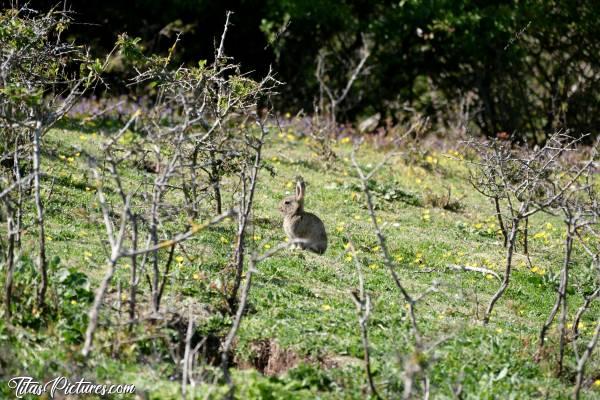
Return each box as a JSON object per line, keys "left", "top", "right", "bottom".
{"left": 284, "top": 200, "right": 291, "bottom": 205}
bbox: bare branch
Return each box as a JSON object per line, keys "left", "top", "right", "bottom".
{"left": 216, "top": 11, "right": 233, "bottom": 61}
{"left": 348, "top": 241, "right": 380, "bottom": 399}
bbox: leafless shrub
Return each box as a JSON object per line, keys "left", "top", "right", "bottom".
{"left": 566, "top": 192, "right": 600, "bottom": 398}
{"left": 0, "top": 7, "right": 102, "bottom": 312}
{"left": 535, "top": 178, "right": 595, "bottom": 374}
{"left": 350, "top": 143, "right": 461, "bottom": 399}
{"left": 468, "top": 130, "right": 600, "bottom": 396}
{"left": 308, "top": 36, "right": 370, "bottom": 165}
{"left": 79, "top": 14, "right": 281, "bottom": 360}
{"left": 467, "top": 132, "right": 596, "bottom": 323}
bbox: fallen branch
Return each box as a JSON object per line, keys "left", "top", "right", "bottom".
{"left": 445, "top": 264, "right": 501, "bottom": 281}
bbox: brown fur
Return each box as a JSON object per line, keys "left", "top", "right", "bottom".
{"left": 279, "top": 178, "right": 327, "bottom": 254}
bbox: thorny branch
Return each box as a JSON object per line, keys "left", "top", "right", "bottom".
{"left": 348, "top": 241, "right": 380, "bottom": 399}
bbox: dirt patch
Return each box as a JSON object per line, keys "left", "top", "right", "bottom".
{"left": 237, "top": 339, "right": 365, "bottom": 377}
{"left": 237, "top": 339, "right": 299, "bottom": 376}
{"left": 166, "top": 310, "right": 225, "bottom": 367}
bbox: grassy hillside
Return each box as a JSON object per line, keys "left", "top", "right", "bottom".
{"left": 1, "top": 124, "right": 599, "bottom": 400}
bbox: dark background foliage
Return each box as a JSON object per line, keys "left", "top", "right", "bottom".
{"left": 5, "top": 0, "right": 600, "bottom": 143}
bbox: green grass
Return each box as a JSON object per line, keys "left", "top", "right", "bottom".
{"left": 1, "top": 125, "right": 599, "bottom": 399}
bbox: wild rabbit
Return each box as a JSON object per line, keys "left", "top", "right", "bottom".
{"left": 279, "top": 178, "right": 328, "bottom": 254}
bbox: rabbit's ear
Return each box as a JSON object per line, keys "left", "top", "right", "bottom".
{"left": 296, "top": 180, "right": 305, "bottom": 201}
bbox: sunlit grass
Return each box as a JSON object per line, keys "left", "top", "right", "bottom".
{"left": 1, "top": 126, "right": 599, "bottom": 399}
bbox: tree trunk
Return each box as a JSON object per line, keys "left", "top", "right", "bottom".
{"left": 484, "top": 219, "right": 519, "bottom": 324}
